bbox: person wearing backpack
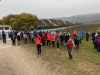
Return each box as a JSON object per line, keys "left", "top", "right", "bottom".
{"left": 95, "top": 36, "right": 100, "bottom": 52}
{"left": 85, "top": 31, "right": 90, "bottom": 41}
{"left": 30, "top": 32, "right": 34, "bottom": 43}
{"left": 64, "top": 36, "right": 75, "bottom": 59}
{"left": 90, "top": 30, "right": 96, "bottom": 49}
{"left": 56, "top": 35, "right": 60, "bottom": 50}
{"left": 11, "top": 33, "right": 16, "bottom": 46}
{"left": 79, "top": 31, "right": 82, "bottom": 44}
{"left": 60, "top": 33, "right": 64, "bottom": 46}
{"left": 74, "top": 34, "right": 80, "bottom": 52}
{"left": 17, "top": 33, "right": 21, "bottom": 45}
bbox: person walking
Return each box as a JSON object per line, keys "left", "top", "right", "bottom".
{"left": 98, "top": 30, "right": 100, "bottom": 37}
{"left": 17, "top": 33, "right": 21, "bottom": 45}
{"left": 0, "top": 33, "right": 2, "bottom": 41}
{"left": 47, "top": 32, "right": 51, "bottom": 46}
{"left": 2, "top": 31, "right": 6, "bottom": 44}
{"left": 11, "top": 33, "right": 16, "bottom": 46}
{"left": 95, "top": 36, "right": 100, "bottom": 52}
{"left": 90, "top": 30, "right": 96, "bottom": 49}
{"left": 20, "top": 32, "right": 23, "bottom": 41}
{"left": 34, "top": 35, "right": 42, "bottom": 54}
{"left": 60, "top": 33, "right": 64, "bottom": 46}
{"left": 79, "top": 31, "right": 82, "bottom": 44}
{"left": 64, "top": 36, "right": 75, "bottom": 59}
{"left": 64, "top": 33, "right": 69, "bottom": 43}
{"left": 30, "top": 32, "right": 34, "bottom": 43}
{"left": 23, "top": 33, "right": 28, "bottom": 43}
{"left": 51, "top": 34, "right": 56, "bottom": 48}
{"left": 41, "top": 33, "right": 46, "bottom": 46}
{"left": 73, "top": 34, "right": 80, "bottom": 52}
{"left": 85, "top": 31, "right": 90, "bottom": 41}
{"left": 56, "top": 35, "right": 60, "bottom": 50}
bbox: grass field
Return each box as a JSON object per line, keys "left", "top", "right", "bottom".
{"left": 24, "top": 24, "right": 100, "bottom": 75}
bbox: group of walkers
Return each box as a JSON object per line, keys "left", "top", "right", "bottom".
{"left": 0, "top": 29, "right": 100, "bottom": 59}
{"left": 0, "top": 30, "right": 21, "bottom": 46}
{"left": 85, "top": 30, "right": 100, "bottom": 52}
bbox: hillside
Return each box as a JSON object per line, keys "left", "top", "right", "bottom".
{"left": 54, "top": 13, "right": 100, "bottom": 24}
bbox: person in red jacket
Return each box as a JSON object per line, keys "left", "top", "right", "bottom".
{"left": 64, "top": 36, "right": 75, "bottom": 59}
{"left": 51, "top": 34, "right": 56, "bottom": 47}
{"left": 23, "top": 33, "right": 28, "bottom": 44}
{"left": 41, "top": 33, "right": 46, "bottom": 46}
{"left": 34, "top": 35, "right": 42, "bottom": 54}
{"left": 47, "top": 32, "right": 51, "bottom": 46}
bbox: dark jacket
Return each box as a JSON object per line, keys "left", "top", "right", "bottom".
{"left": 11, "top": 34, "right": 16, "bottom": 40}
{"left": 2, "top": 33, "right": 6, "bottom": 39}
{"left": 17, "top": 35, "right": 21, "bottom": 40}
{"left": 60, "top": 35, "right": 64, "bottom": 40}
{"left": 95, "top": 37, "right": 100, "bottom": 45}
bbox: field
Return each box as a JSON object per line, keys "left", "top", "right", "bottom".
{"left": 24, "top": 24, "right": 100, "bottom": 75}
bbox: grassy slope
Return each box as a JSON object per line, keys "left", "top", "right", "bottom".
{"left": 25, "top": 24, "right": 100, "bottom": 75}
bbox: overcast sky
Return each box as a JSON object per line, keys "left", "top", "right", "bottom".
{"left": 0, "top": 0, "right": 100, "bottom": 19}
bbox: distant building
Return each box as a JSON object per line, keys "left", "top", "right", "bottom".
{"left": 63, "top": 21, "right": 70, "bottom": 25}
{"left": 48, "top": 19, "right": 59, "bottom": 26}
{"left": 58, "top": 20, "right": 65, "bottom": 25}
{"left": 41, "top": 19, "right": 52, "bottom": 26}
{"left": 38, "top": 20, "right": 46, "bottom": 26}
{"left": 0, "top": 25, "right": 12, "bottom": 37}
{"left": 38, "top": 19, "right": 72, "bottom": 26}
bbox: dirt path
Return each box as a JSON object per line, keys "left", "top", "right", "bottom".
{"left": 0, "top": 38, "right": 59, "bottom": 75}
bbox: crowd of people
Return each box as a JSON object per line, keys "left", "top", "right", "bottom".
{"left": 0, "top": 29, "right": 100, "bottom": 59}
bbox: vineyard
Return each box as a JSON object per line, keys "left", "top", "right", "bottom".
{"left": 24, "top": 24, "right": 100, "bottom": 75}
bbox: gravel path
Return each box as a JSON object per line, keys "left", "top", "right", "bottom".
{"left": 0, "top": 38, "right": 59, "bottom": 75}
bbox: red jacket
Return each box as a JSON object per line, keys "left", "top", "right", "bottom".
{"left": 56, "top": 33, "right": 60, "bottom": 37}
{"left": 34, "top": 36, "right": 41, "bottom": 45}
{"left": 41, "top": 34, "right": 46, "bottom": 40}
{"left": 73, "top": 30, "right": 77, "bottom": 35}
{"left": 67, "top": 40, "right": 73, "bottom": 48}
{"left": 51, "top": 35, "right": 56, "bottom": 41}
{"left": 47, "top": 33, "right": 51, "bottom": 40}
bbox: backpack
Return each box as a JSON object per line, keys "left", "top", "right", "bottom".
{"left": 76, "top": 35, "right": 80, "bottom": 40}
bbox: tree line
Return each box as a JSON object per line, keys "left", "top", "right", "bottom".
{"left": 0, "top": 13, "right": 38, "bottom": 31}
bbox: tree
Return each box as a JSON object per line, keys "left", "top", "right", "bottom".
{"left": 0, "top": 19, "right": 2, "bottom": 25}
{"left": 2, "top": 14, "right": 16, "bottom": 25}
{"left": 10, "top": 13, "right": 38, "bottom": 30}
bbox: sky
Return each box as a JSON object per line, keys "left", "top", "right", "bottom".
{"left": 0, "top": 0, "right": 100, "bottom": 19}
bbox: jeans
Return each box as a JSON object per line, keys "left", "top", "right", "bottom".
{"left": 3, "top": 38, "right": 6, "bottom": 44}
{"left": 68, "top": 48, "right": 72, "bottom": 59}
{"left": 42, "top": 40, "right": 45, "bottom": 46}
{"left": 47, "top": 40, "right": 50, "bottom": 46}
{"left": 12, "top": 40, "right": 16, "bottom": 45}
{"left": 24, "top": 38, "right": 27, "bottom": 43}
{"left": 60, "top": 39, "right": 63, "bottom": 46}
{"left": 57, "top": 43, "right": 59, "bottom": 48}
{"left": 52, "top": 41, "right": 55, "bottom": 47}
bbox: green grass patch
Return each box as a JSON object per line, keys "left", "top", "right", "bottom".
{"left": 23, "top": 24, "right": 100, "bottom": 75}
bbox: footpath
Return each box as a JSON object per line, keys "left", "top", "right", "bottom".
{"left": 0, "top": 38, "right": 60, "bottom": 75}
